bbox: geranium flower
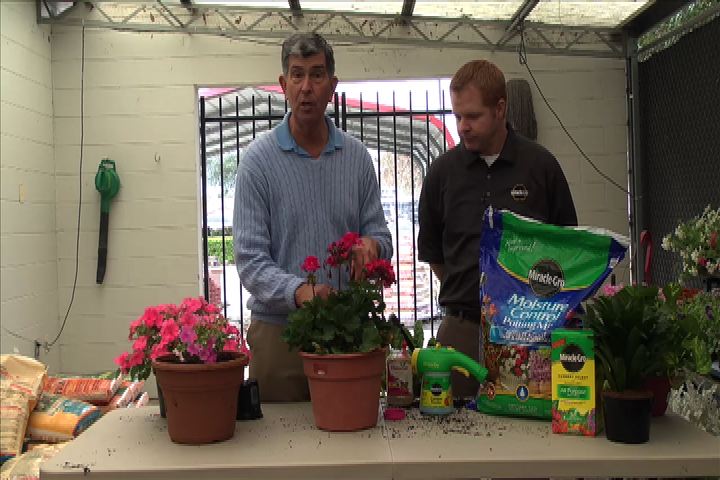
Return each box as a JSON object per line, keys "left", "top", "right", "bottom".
{"left": 365, "top": 259, "right": 395, "bottom": 288}
{"left": 302, "top": 256, "right": 320, "bottom": 273}
{"left": 285, "top": 232, "right": 398, "bottom": 354}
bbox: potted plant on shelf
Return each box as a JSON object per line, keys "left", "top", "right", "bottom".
{"left": 115, "top": 296, "right": 250, "bottom": 444}
{"left": 662, "top": 204, "right": 719, "bottom": 287}
{"left": 673, "top": 289, "right": 720, "bottom": 378}
{"left": 581, "top": 285, "right": 675, "bottom": 443}
{"left": 282, "top": 232, "right": 397, "bottom": 432}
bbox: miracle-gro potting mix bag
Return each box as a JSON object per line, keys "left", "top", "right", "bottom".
{"left": 476, "top": 208, "right": 628, "bottom": 419}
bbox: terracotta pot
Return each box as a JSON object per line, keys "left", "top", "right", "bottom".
{"left": 643, "top": 375, "right": 671, "bottom": 416}
{"left": 602, "top": 390, "right": 653, "bottom": 444}
{"left": 301, "top": 349, "right": 385, "bottom": 432}
{"left": 152, "top": 352, "right": 248, "bottom": 444}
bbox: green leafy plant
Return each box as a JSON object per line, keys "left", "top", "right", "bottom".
{"left": 282, "top": 232, "right": 396, "bottom": 354}
{"left": 677, "top": 292, "right": 720, "bottom": 375}
{"left": 581, "top": 285, "right": 675, "bottom": 392}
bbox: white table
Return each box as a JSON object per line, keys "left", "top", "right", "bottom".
{"left": 41, "top": 404, "right": 720, "bottom": 479}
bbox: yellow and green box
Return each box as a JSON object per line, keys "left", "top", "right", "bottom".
{"left": 551, "top": 329, "right": 599, "bottom": 436}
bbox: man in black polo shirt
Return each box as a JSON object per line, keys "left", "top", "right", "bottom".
{"left": 418, "top": 59, "right": 577, "bottom": 400}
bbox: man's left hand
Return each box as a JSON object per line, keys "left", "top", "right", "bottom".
{"left": 351, "top": 236, "right": 380, "bottom": 281}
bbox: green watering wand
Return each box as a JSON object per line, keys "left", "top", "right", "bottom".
{"left": 95, "top": 158, "right": 120, "bottom": 284}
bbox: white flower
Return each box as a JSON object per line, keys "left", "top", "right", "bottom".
{"left": 662, "top": 236, "right": 672, "bottom": 251}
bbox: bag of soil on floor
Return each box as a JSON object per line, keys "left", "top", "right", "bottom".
{"left": 476, "top": 208, "right": 628, "bottom": 419}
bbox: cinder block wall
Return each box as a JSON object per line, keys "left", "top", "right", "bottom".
{"left": 2, "top": 6, "right": 630, "bottom": 373}
{"left": 0, "top": 2, "right": 60, "bottom": 369}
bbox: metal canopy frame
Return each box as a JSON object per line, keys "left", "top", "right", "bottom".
{"left": 38, "top": 1, "right": 625, "bottom": 58}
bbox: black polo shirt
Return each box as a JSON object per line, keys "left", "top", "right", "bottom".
{"left": 417, "top": 125, "right": 577, "bottom": 313}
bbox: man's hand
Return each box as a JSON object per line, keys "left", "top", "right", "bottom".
{"left": 295, "top": 283, "right": 332, "bottom": 307}
{"left": 351, "top": 236, "right": 380, "bottom": 281}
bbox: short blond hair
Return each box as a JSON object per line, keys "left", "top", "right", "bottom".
{"left": 450, "top": 60, "right": 506, "bottom": 108}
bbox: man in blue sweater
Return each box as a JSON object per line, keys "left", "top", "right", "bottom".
{"left": 233, "top": 33, "right": 393, "bottom": 402}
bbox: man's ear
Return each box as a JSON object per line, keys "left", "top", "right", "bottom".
{"left": 328, "top": 76, "right": 339, "bottom": 101}
{"left": 496, "top": 98, "right": 507, "bottom": 121}
{"left": 279, "top": 74, "right": 287, "bottom": 94}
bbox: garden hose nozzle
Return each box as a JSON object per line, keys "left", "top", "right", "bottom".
{"left": 95, "top": 158, "right": 120, "bottom": 284}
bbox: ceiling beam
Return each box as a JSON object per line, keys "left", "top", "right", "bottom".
{"left": 497, "top": 0, "right": 539, "bottom": 46}
{"left": 38, "top": 2, "right": 624, "bottom": 58}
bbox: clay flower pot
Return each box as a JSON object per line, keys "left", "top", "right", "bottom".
{"left": 300, "top": 349, "right": 385, "bottom": 432}
{"left": 152, "top": 352, "right": 248, "bottom": 444}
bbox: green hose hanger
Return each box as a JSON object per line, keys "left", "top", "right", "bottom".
{"left": 95, "top": 158, "right": 120, "bottom": 284}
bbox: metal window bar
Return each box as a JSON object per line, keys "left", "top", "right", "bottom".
{"left": 199, "top": 88, "right": 452, "bottom": 338}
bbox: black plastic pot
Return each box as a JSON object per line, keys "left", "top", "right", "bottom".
{"left": 602, "top": 390, "right": 653, "bottom": 444}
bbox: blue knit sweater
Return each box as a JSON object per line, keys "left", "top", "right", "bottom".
{"left": 233, "top": 114, "right": 393, "bottom": 325}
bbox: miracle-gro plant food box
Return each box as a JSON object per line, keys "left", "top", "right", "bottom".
{"left": 551, "top": 328, "right": 600, "bottom": 436}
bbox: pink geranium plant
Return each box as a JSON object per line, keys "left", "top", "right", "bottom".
{"left": 282, "top": 232, "right": 397, "bottom": 354}
{"left": 114, "top": 296, "right": 250, "bottom": 381}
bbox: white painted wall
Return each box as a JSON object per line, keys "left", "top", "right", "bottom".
{"left": 31, "top": 23, "right": 629, "bottom": 373}
{"left": 0, "top": 2, "right": 60, "bottom": 369}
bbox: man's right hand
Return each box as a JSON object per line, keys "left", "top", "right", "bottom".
{"left": 295, "top": 283, "right": 332, "bottom": 307}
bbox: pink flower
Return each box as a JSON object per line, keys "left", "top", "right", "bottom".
{"left": 132, "top": 335, "right": 148, "bottom": 353}
{"left": 115, "top": 296, "right": 244, "bottom": 380}
{"left": 179, "top": 326, "right": 197, "bottom": 345}
{"left": 129, "top": 317, "right": 143, "bottom": 338}
{"left": 150, "top": 342, "right": 169, "bottom": 360}
{"left": 698, "top": 257, "right": 708, "bottom": 267}
{"left": 601, "top": 284, "right": 624, "bottom": 297}
{"left": 160, "top": 319, "right": 179, "bottom": 344}
{"left": 114, "top": 352, "right": 129, "bottom": 370}
{"left": 181, "top": 297, "right": 204, "bottom": 313}
{"left": 128, "top": 351, "right": 145, "bottom": 368}
{"left": 180, "top": 311, "right": 198, "bottom": 328}
{"left": 223, "top": 339, "right": 239, "bottom": 352}
{"left": 142, "top": 307, "right": 163, "bottom": 328}
{"left": 199, "top": 347, "right": 217, "bottom": 363}
{"left": 301, "top": 256, "right": 321, "bottom": 273}
{"left": 187, "top": 342, "right": 202, "bottom": 357}
{"left": 157, "top": 303, "right": 179, "bottom": 317}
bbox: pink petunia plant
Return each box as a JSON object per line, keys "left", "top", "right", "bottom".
{"left": 115, "top": 296, "right": 250, "bottom": 381}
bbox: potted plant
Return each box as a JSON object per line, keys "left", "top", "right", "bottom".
{"left": 675, "top": 290, "right": 720, "bottom": 376}
{"left": 581, "top": 285, "right": 674, "bottom": 443}
{"left": 282, "top": 232, "right": 397, "bottom": 432}
{"left": 115, "top": 296, "right": 250, "bottom": 444}
{"left": 662, "top": 205, "right": 719, "bottom": 285}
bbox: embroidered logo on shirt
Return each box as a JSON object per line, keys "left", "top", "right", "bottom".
{"left": 510, "top": 184, "right": 529, "bottom": 201}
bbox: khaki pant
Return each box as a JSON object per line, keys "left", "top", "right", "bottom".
{"left": 435, "top": 314, "right": 482, "bottom": 400}
{"left": 247, "top": 320, "right": 310, "bottom": 402}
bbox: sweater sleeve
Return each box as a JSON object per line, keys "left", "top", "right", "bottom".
{"left": 358, "top": 150, "right": 393, "bottom": 260}
{"left": 232, "top": 152, "right": 304, "bottom": 313}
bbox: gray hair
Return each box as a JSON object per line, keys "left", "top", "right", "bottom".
{"left": 281, "top": 33, "right": 335, "bottom": 77}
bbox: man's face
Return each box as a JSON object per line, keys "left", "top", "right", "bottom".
{"left": 279, "top": 53, "right": 338, "bottom": 126}
{"left": 450, "top": 84, "right": 505, "bottom": 154}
